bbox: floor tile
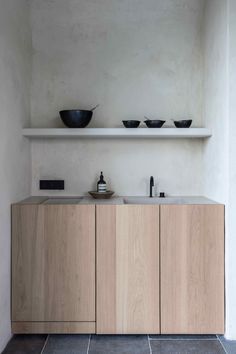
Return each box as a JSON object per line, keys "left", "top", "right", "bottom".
{"left": 219, "top": 336, "right": 236, "bottom": 354}
{"left": 89, "top": 335, "right": 150, "bottom": 354}
{"left": 43, "top": 335, "right": 90, "bottom": 354}
{"left": 150, "top": 339, "right": 225, "bottom": 354}
{"left": 149, "top": 334, "right": 217, "bottom": 340}
{"left": 2, "top": 334, "right": 47, "bottom": 354}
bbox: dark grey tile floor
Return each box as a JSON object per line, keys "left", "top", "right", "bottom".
{"left": 2, "top": 334, "right": 236, "bottom": 354}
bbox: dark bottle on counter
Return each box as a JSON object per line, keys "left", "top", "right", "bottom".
{"left": 97, "top": 172, "right": 107, "bottom": 193}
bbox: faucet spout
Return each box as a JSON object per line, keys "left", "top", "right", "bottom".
{"left": 150, "top": 176, "right": 154, "bottom": 198}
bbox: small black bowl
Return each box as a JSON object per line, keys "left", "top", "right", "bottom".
{"left": 144, "top": 120, "right": 165, "bottom": 128}
{"left": 122, "top": 120, "right": 140, "bottom": 128}
{"left": 60, "top": 110, "right": 93, "bottom": 128}
{"left": 174, "top": 119, "right": 192, "bottom": 128}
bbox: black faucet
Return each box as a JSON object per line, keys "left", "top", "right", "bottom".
{"left": 150, "top": 176, "right": 154, "bottom": 198}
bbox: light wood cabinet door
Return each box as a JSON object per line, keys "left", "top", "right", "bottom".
{"left": 96, "top": 205, "right": 160, "bottom": 334}
{"left": 12, "top": 204, "right": 95, "bottom": 322}
{"left": 160, "top": 205, "right": 224, "bottom": 334}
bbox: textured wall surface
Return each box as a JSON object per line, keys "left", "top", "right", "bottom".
{"left": 203, "top": 0, "right": 236, "bottom": 340}
{"left": 203, "top": 0, "right": 228, "bottom": 204}
{"left": 31, "top": 139, "right": 203, "bottom": 196}
{"left": 30, "top": 0, "right": 204, "bottom": 128}
{"left": 30, "top": 0, "right": 205, "bottom": 128}
{"left": 30, "top": 0, "right": 205, "bottom": 196}
{"left": 0, "top": 0, "right": 31, "bottom": 351}
{"left": 227, "top": 0, "right": 236, "bottom": 340}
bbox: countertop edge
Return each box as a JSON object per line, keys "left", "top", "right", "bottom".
{"left": 12, "top": 196, "right": 223, "bottom": 206}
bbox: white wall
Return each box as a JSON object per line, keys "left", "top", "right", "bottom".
{"left": 203, "top": 0, "right": 228, "bottom": 204}
{"left": 30, "top": 0, "right": 205, "bottom": 197}
{"left": 203, "top": 0, "right": 236, "bottom": 340}
{"left": 31, "top": 139, "right": 202, "bottom": 196}
{"left": 226, "top": 0, "right": 236, "bottom": 340}
{"left": 0, "top": 0, "right": 32, "bottom": 350}
{"left": 30, "top": 0, "right": 204, "bottom": 128}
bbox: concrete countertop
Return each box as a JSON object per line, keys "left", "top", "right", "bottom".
{"left": 15, "top": 196, "right": 221, "bottom": 205}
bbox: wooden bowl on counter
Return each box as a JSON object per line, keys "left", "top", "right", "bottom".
{"left": 89, "top": 191, "right": 115, "bottom": 199}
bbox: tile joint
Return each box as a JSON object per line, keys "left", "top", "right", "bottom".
{"left": 217, "top": 335, "right": 228, "bottom": 354}
{"left": 87, "top": 334, "right": 91, "bottom": 354}
{"left": 148, "top": 335, "right": 153, "bottom": 354}
{"left": 40, "top": 334, "right": 49, "bottom": 354}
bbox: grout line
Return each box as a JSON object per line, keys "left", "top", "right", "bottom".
{"left": 148, "top": 335, "right": 153, "bottom": 354}
{"left": 217, "top": 335, "right": 228, "bottom": 354}
{"left": 87, "top": 334, "right": 91, "bottom": 354}
{"left": 40, "top": 334, "right": 49, "bottom": 354}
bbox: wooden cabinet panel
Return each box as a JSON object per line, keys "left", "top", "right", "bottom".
{"left": 12, "top": 321, "right": 95, "bottom": 334}
{"left": 12, "top": 204, "right": 95, "bottom": 322}
{"left": 160, "top": 205, "right": 224, "bottom": 334}
{"left": 96, "top": 205, "right": 160, "bottom": 334}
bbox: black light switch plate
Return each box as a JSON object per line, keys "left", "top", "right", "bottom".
{"left": 40, "top": 180, "right": 64, "bottom": 190}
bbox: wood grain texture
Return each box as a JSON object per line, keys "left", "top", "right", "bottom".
{"left": 12, "top": 322, "right": 95, "bottom": 334}
{"left": 96, "top": 205, "right": 160, "bottom": 334}
{"left": 12, "top": 204, "right": 95, "bottom": 322}
{"left": 96, "top": 205, "right": 117, "bottom": 334}
{"left": 160, "top": 205, "right": 225, "bottom": 334}
{"left": 12, "top": 205, "right": 45, "bottom": 321}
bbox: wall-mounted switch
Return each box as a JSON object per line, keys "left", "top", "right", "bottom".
{"left": 39, "top": 180, "right": 64, "bottom": 190}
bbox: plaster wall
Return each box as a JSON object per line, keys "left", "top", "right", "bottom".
{"left": 31, "top": 139, "right": 202, "bottom": 196}
{"left": 0, "top": 0, "right": 32, "bottom": 351}
{"left": 203, "top": 0, "right": 236, "bottom": 340}
{"left": 30, "top": 0, "right": 205, "bottom": 196}
{"left": 203, "top": 0, "right": 228, "bottom": 205}
{"left": 226, "top": 0, "right": 236, "bottom": 340}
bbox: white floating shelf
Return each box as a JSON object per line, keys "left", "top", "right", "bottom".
{"left": 22, "top": 128, "right": 212, "bottom": 139}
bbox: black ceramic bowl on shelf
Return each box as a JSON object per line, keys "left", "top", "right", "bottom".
{"left": 60, "top": 110, "right": 93, "bottom": 128}
{"left": 174, "top": 119, "right": 192, "bottom": 128}
{"left": 122, "top": 120, "right": 141, "bottom": 128}
{"left": 144, "top": 120, "right": 165, "bottom": 128}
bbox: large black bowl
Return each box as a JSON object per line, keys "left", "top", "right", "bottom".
{"left": 60, "top": 110, "right": 93, "bottom": 128}
{"left": 174, "top": 119, "right": 192, "bottom": 128}
{"left": 122, "top": 120, "right": 140, "bottom": 128}
{"left": 144, "top": 120, "right": 165, "bottom": 128}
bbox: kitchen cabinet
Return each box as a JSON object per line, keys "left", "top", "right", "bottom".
{"left": 11, "top": 197, "right": 224, "bottom": 335}
{"left": 160, "top": 205, "right": 225, "bottom": 334}
{"left": 96, "top": 205, "right": 160, "bottom": 334}
{"left": 12, "top": 204, "right": 95, "bottom": 333}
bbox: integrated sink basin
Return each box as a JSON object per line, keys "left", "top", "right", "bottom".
{"left": 123, "top": 196, "right": 217, "bottom": 205}
{"left": 43, "top": 198, "right": 83, "bottom": 204}
{"left": 123, "top": 197, "right": 186, "bottom": 204}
